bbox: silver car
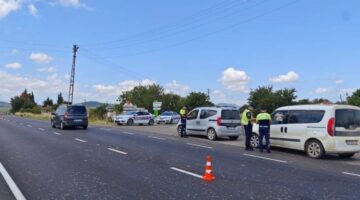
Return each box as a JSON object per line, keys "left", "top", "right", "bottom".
{"left": 156, "top": 111, "right": 181, "bottom": 124}
{"left": 115, "top": 111, "right": 155, "bottom": 126}
{"left": 176, "top": 106, "right": 241, "bottom": 140}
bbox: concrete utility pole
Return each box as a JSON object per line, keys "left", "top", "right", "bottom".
{"left": 68, "top": 45, "right": 79, "bottom": 105}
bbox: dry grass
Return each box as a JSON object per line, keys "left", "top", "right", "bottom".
{"left": 15, "top": 112, "right": 52, "bottom": 121}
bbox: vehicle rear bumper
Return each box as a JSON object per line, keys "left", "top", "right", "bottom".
{"left": 64, "top": 119, "right": 88, "bottom": 126}
{"left": 216, "top": 126, "right": 241, "bottom": 137}
{"left": 324, "top": 137, "right": 360, "bottom": 153}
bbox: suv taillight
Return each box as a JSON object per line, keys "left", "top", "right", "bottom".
{"left": 217, "top": 117, "right": 222, "bottom": 126}
{"left": 327, "top": 117, "right": 335, "bottom": 136}
{"left": 64, "top": 112, "right": 69, "bottom": 120}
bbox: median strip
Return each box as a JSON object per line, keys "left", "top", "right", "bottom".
{"left": 74, "top": 138, "right": 87, "bottom": 143}
{"left": 107, "top": 148, "right": 128, "bottom": 155}
{"left": 343, "top": 172, "right": 360, "bottom": 177}
{"left": 170, "top": 167, "right": 203, "bottom": 179}
{"left": 186, "top": 143, "right": 213, "bottom": 149}
{"left": 243, "top": 153, "right": 288, "bottom": 163}
{"left": 0, "top": 162, "right": 26, "bottom": 200}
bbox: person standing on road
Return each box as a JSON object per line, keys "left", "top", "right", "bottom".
{"left": 256, "top": 108, "right": 272, "bottom": 153}
{"left": 179, "top": 106, "right": 188, "bottom": 137}
{"left": 241, "top": 106, "right": 255, "bottom": 151}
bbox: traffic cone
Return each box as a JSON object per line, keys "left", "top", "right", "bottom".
{"left": 203, "top": 156, "right": 215, "bottom": 182}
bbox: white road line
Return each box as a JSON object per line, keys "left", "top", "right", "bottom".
{"left": 100, "top": 128, "right": 112, "bottom": 131}
{"left": 243, "top": 154, "right": 288, "bottom": 163}
{"left": 26, "top": 125, "right": 32, "bottom": 128}
{"left": 38, "top": 128, "right": 45, "bottom": 131}
{"left": 107, "top": 148, "right": 128, "bottom": 155}
{"left": 122, "top": 131, "right": 134, "bottom": 135}
{"left": 0, "top": 162, "right": 27, "bottom": 200}
{"left": 170, "top": 167, "right": 203, "bottom": 179}
{"left": 343, "top": 172, "right": 360, "bottom": 177}
{"left": 74, "top": 138, "right": 87, "bottom": 143}
{"left": 53, "top": 132, "right": 61, "bottom": 136}
{"left": 148, "top": 136, "right": 166, "bottom": 140}
{"left": 186, "top": 143, "right": 213, "bottom": 149}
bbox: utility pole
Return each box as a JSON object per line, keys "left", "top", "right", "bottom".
{"left": 207, "top": 89, "right": 210, "bottom": 100}
{"left": 68, "top": 45, "right": 79, "bottom": 105}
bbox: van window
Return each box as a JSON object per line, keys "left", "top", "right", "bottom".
{"left": 200, "top": 110, "right": 217, "bottom": 119}
{"left": 272, "top": 111, "right": 288, "bottom": 124}
{"left": 287, "top": 110, "right": 325, "bottom": 124}
{"left": 221, "top": 110, "right": 240, "bottom": 120}
{"left": 68, "top": 106, "right": 87, "bottom": 115}
{"left": 187, "top": 110, "right": 199, "bottom": 120}
{"left": 335, "top": 109, "right": 360, "bottom": 129}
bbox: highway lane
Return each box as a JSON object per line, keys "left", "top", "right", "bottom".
{"left": 1, "top": 116, "right": 360, "bottom": 199}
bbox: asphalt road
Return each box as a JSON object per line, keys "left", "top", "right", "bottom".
{"left": 1, "top": 115, "right": 360, "bottom": 200}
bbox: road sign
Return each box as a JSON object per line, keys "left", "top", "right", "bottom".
{"left": 153, "top": 102, "right": 162, "bottom": 111}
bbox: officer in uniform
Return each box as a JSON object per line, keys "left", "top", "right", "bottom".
{"left": 256, "top": 108, "right": 272, "bottom": 153}
{"left": 179, "top": 106, "right": 188, "bottom": 137}
{"left": 241, "top": 106, "right": 254, "bottom": 151}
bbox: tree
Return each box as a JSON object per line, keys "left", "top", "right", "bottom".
{"left": 89, "top": 104, "right": 108, "bottom": 119}
{"left": 347, "top": 89, "right": 360, "bottom": 106}
{"left": 184, "top": 92, "right": 214, "bottom": 110}
{"left": 161, "top": 93, "right": 182, "bottom": 112}
{"left": 57, "top": 92, "right": 64, "bottom": 105}
{"left": 10, "top": 89, "right": 37, "bottom": 113}
{"left": 43, "top": 97, "right": 54, "bottom": 107}
{"left": 10, "top": 96, "right": 24, "bottom": 113}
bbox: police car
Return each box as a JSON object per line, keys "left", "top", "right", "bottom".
{"left": 114, "top": 111, "right": 155, "bottom": 126}
{"left": 156, "top": 111, "right": 181, "bottom": 124}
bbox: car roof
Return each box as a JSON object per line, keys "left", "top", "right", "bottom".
{"left": 193, "top": 106, "right": 239, "bottom": 110}
{"left": 276, "top": 104, "right": 360, "bottom": 111}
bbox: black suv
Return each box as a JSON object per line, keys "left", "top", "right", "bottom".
{"left": 51, "top": 104, "right": 88, "bottom": 130}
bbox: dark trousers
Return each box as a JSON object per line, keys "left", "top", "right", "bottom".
{"left": 180, "top": 118, "right": 187, "bottom": 136}
{"left": 259, "top": 126, "right": 270, "bottom": 150}
{"left": 244, "top": 124, "right": 253, "bottom": 148}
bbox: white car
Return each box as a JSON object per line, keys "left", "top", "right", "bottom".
{"left": 252, "top": 104, "right": 360, "bottom": 159}
{"left": 156, "top": 111, "right": 181, "bottom": 124}
{"left": 114, "top": 111, "right": 155, "bottom": 126}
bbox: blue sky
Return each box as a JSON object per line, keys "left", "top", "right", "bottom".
{"left": 0, "top": 0, "right": 359, "bottom": 105}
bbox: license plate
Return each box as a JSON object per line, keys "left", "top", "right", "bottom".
{"left": 227, "top": 127, "right": 236, "bottom": 130}
{"left": 346, "top": 140, "right": 358, "bottom": 145}
{"left": 74, "top": 119, "right": 83, "bottom": 122}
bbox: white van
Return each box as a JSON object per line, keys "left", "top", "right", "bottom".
{"left": 252, "top": 104, "right": 360, "bottom": 159}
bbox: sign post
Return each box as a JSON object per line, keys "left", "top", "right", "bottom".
{"left": 153, "top": 101, "right": 162, "bottom": 116}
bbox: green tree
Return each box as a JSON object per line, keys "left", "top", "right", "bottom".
{"left": 10, "top": 89, "right": 37, "bottom": 113}
{"left": 10, "top": 96, "right": 24, "bottom": 113}
{"left": 347, "top": 89, "right": 360, "bottom": 106}
{"left": 43, "top": 97, "right": 54, "bottom": 107}
{"left": 57, "top": 92, "right": 64, "bottom": 105}
{"left": 184, "top": 92, "right": 214, "bottom": 110}
{"left": 161, "top": 93, "right": 182, "bottom": 112}
{"left": 89, "top": 104, "right": 108, "bottom": 119}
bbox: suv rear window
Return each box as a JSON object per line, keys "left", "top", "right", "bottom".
{"left": 335, "top": 109, "right": 360, "bottom": 129}
{"left": 68, "top": 106, "right": 87, "bottom": 115}
{"left": 221, "top": 110, "right": 240, "bottom": 120}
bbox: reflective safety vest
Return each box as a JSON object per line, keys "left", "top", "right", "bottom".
{"left": 180, "top": 109, "right": 186, "bottom": 117}
{"left": 241, "top": 109, "right": 251, "bottom": 125}
{"left": 256, "top": 112, "right": 271, "bottom": 127}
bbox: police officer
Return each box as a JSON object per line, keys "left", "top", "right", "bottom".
{"left": 256, "top": 108, "right": 272, "bottom": 153}
{"left": 241, "top": 106, "right": 254, "bottom": 151}
{"left": 179, "top": 106, "right": 188, "bottom": 137}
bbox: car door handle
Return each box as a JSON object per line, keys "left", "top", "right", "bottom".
{"left": 284, "top": 127, "right": 288, "bottom": 133}
{"left": 281, "top": 127, "right": 284, "bottom": 133}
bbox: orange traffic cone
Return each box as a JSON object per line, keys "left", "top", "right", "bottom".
{"left": 203, "top": 156, "right": 216, "bottom": 182}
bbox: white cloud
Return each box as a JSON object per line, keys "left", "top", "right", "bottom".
{"left": 220, "top": 67, "right": 250, "bottom": 92}
{"left": 211, "top": 90, "right": 226, "bottom": 99}
{"left": 46, "top": 73, "right": 58, "bottom": 81}
{"left": 314, "top": 87, "right": 332, "bottom": 94}
{"left": 5, "top": 62, "right": 21, "bottom": 69}
{"left": 93, "top": 79, "right": 156, "bottom": 97}
{"left": 335, "top": 80, "right": 344, "bottom": 84}
{"left": 164, "top": 80, "right": 190, "bottom": 96}
{"left": 37, "top": 66, "right": 57, "bottom": 73}
{"left": 51, "top": 0, "right": 86, "bottom": 8}
{"left": 270, "top": 71, "right": 299, "bottom": 83}
{"left": 29, "top": 52, "right": 53, "bottom": 64}
{"left": 0, "top": 0, "right": 21, "bottom": 20}
{"left": 28, "top": 3, "right": 37, "bottom": 16}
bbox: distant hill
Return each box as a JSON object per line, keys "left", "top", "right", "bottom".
{"left": 0, "top": 101, "right": 10, "bottom": 108}
{"left": 81, "top": 101, "right": 107, "bottom": 108}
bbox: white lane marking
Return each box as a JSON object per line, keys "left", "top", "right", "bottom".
{"left": 186, "top": 143, "right": 213, "bottom": 149}
{"left": 122, "top": 131, "right": 134, "bottom": 135}
{"left": 53, "top": 132, "right": 61, "bottom": 136}
{"left": 148, "top": 136, "right": 166, "bottom": 140}
{"left": 0, "top": 162, "right": 27, "bottom": 200}
{"left": 100, "top": 128, "right": 112, "bottom": 131}
{"left": 243, "top": 154, "right": 288, "bottom": 163}
{"left": 343, "top": 172, "right": 360, "bottom": 177}
{"left": 38, "top": 128, "right": 45, "bottom": 131}
{"left": 170, "top": 167, "right": 203, "bottom": 179}
{"left": 107, "top": 148, "right": 128, "bottom": 155}
{"left": 74, "top": 138, "right": 87, "bottom": 143}
{"left": 26, "top": 125, "right": 32, "bottom": 128}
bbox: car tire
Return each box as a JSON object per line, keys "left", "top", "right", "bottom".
{"left": 116, "top": 123, "right": 122, "bottom": 126}
{"left": 60, "top": 122, "right": 66, "bottom": 130}
{"left": 51, "top": 120, "right": 55, "bottom": 128}
{"left": 338, "top": 153, "right": 355, "bottom": 158}
{"left": 207, "top": 128, "right": 217, "bottom": 141}
{"left": 229, "top": 136, "right": 239, "bottom": 141}
{"left": 148, "top": 119, "right": 154, "bottom": 126}
{"left": 250, "top": 133, "right": 259, "bottom": 148}
{"left": 127, "top": 119, "right": 134, "bottom": 126}
{"left": 306, "top": 140, "right": 325, "bottom": 159}
{"left": 83, "top": 125, "right": 88, "bottom": 130}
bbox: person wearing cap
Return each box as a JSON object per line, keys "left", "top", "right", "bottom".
{"left": 256, "top": 108, "right": 272, "bottom": 153}
{"left": 241, "top": 106, "right": 255, "bottom": 151}
{"left": 179, "top": 106, "right": 188, "bottom": 137}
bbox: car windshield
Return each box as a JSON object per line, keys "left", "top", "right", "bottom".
{"left": 161, "top": 112, "right": 172, "bottom": 116}
{"left": 67, "top": 106, "right": 87, "bottom": 114}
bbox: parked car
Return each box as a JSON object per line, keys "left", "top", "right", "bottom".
{"left": 114, "top": 111, "right": 155, "bottom": 126}
{"left": 156, "top": 111, "right": 181, "bottom": 124}
{"left": 176, "top": 106, "right": 241, "bottom": 140}
{"left": 252, "top": 104, "right": 360, "bottom": 159}
{"left": 51, "top": 104, "right": 88, "bottom": 130}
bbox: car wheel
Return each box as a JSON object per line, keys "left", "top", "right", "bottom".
{"left": 51, "top": 120, "right": 55, "bottom": 128}
{"left": 149, "top": 119, "right": 154, "bottom": 126}
{"left": 250, "top": 134, "right": 259, "bottom": 148}
{"left": 229, "top": 136, "right": 239, "bottom": 141}
{"left": 60, "top": 122, "right": 66, "bottom": 130}
{"left": 127, "top": 119, "right": 134, "bottom": 126}
{"left": 83, "top": 125, "right": 88, "bottom": 130}
{"left": 338, "top": 153, "right": 355, "bottom": 158}
{"left": 306, "top": 140, "right": 324, "bottom": 159}
{"left": 207, "top": 128, "right": 217, "bottom": 141}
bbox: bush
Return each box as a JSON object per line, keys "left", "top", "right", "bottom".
{"left": 20, "top": 107, "right": 41, "bottom": 114}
